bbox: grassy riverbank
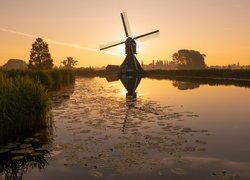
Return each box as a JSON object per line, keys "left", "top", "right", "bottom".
{"left": 0, "top": 74, "right": 50, "bottom": 142}
{"left": 0, "top": 69, "right": 75, "bottom": 143}
{"left": 145, "top": 69, "right": 250, "bottom": 80}
{"left": 1, "top": 69, "right": 75, "bottom": 90}
{"left": 74, "top": 68, "right": 250, "bottom": 80}
{"left": 74, "top": 68, "right": 107, "bottom": 77}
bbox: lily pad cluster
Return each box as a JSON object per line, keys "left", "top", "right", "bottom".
{"left": 51, "top": 78, "right": 209, "bottom": 177}
{"left": 212, "top": 171, "right": 240, "bottom": 179}
{"left": 0, "top": 129, "right": 53, "bottom": 179}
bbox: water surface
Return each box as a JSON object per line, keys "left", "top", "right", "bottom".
{"left": 1, "top": 77, "right": 249, "bottom": 180}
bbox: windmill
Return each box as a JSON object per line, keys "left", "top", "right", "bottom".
{"left": 100, "top": 12, "right": 159, "bottom": 75}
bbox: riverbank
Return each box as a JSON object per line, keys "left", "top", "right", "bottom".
{"left": 73, "top": 68, "right": 250, "bottom": 82}
{"left": 1, "top": 69, "right": 75, "bottom": 90}
{"left": 0, "top": 69, "right": 75, "bottom": 143}
{"left": 145, "top": 69, "right": 250, "bottom": 80}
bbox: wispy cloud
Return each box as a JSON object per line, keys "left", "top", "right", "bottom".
{"left": 0, "top": 27, "right": 123, "bottom": 57}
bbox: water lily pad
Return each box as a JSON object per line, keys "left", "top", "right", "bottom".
{"left": 27, "top": 161, "right": 36, "bottom": 165}
{"left": 196, "top": 147, "right": 206, "bottom": 151}
{"left": 31, "top": 152, "right": 44, "bottom": 156}
{"left": 171, "top": 168, "right": 186, "bottom": 175}
{"left": 195, "top": 140, "right": 206, "bottom": 145}
{"left": 12, "top": 156, "right": 24, "bottom": 160}
{"left": 0, "top": 148, "right": 9, "bottom": 153}
{"left": 177, "top": 159, "right": 190, "bottom": 164}
{"left": 4, "top": 144, "right": 17, "bottom": 149}
{"left": 24, "top": 138, "right": 35, "bottom": 142}
{"left": 11, "top": 148, "right": 34, "bottom": 154}
{"left": 212, "top": 171, "right": 240, "bottom": 179}
{"left": 20, "top": 144, "right": 32, "bottom": 149}
{"left": 33, "top": 133, "right": 42, "bottom": 137}
{"left": 33, "top": 138, "right": 40, "bottom": 142}
{"left": 89, "top": 170, "right": 103, "bottom": 177}
{"left": 35, "top": 147, "right": 47, "bottom": 151}
{"left": 79, "top": 130, "right": 91, "bottom": 133}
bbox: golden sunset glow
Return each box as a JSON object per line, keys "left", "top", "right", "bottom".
{"left": 0, "top": 0, "right": 250, "bottom": 67}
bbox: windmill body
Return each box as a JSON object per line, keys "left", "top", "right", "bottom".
{"left": 100, "top": 12, "right": 159, "bottom": 76}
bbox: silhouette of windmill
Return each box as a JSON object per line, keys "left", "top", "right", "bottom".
{"left": 100, "top": 12, "right": 159, "bottom": 75}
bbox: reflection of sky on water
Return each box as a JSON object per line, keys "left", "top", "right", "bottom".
{"left": 1, "top": 77, "right": 250, "bottom": 179}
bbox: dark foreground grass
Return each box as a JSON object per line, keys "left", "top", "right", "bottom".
{"left": 0, "top": 69, "right": 75, "bottom": 90}
{"left": 0, "top": 73, "right": 50, "bottom": 142}
{"left": 0, "top": 69, "right": 75, "bottom": 143}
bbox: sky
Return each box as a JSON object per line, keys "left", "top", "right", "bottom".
{"left": 0, "top": 0, "right": 250, "bottom": 67}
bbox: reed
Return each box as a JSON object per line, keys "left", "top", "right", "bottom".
{"left": 0, "top": 73, "right": 50, "bottom": 142}
{"left": 0, "top": 69, "right": 75, "bottom": 90}
{"left": 0, "top": 69, "right": 75, "bottom": 142}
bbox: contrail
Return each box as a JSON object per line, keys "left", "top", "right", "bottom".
{"left": 0, "top": 27, "right": 123, "bottom": 57}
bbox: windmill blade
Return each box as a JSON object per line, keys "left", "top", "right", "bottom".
{"left": 134, "top": 30, "right": 160, "bottom": 40}
{"left": 121, "top": 12, "right": 132, "bottom": 37}
{"left": 100, "top": 40, "right": 125, "bottom": 51}
{"left": 135, "top": 30, "right": 160, "bottom": 42}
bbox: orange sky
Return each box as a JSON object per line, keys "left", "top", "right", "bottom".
{"left": 0, "top": 0, "right": 250, "bottom": 67}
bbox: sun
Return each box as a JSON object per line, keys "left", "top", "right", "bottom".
{"left": 114, "top": 42, "right": 144, "bottom": 55}
{"left": 116, "top": 43, "right": 126, "bottom": 55}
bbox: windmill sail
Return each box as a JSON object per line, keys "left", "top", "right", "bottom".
{"left": 120, "top": 12, "right": 132, "bottom": 37}
{"left": 134, "top": 30, "right": 159, "bottom": 40}
{"left": 100, "top": 40, "right": 125, "bottom": 50}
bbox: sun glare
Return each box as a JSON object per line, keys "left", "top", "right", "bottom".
{"left": 114, "top": 42, "right": 144, "bottom": 55}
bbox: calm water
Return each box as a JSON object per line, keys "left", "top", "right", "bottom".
{"left": 1, "top": 77, "right": 250, "bottom": 180}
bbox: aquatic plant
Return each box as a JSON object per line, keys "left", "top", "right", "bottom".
{"left": 0, "top": 73, "right": 51, "bottom": 142}
{"left": 0, "top": 128, "right": 53, "bottom": 180}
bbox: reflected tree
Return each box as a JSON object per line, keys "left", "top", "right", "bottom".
{"left": 172, "top": 80, "right": 200, "bottom": 90}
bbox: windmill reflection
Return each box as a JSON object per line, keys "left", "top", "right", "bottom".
{"left": 120, "top": 75, "right": 141, "bottom": 107}
{"left": 119, "top": 75, "right": 142, "bottom": 132}
{"left": 105, "top": 75, "right": 159, "bottom": 132}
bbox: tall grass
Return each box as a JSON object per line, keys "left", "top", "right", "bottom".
{"left": 0, "top": 69, "right": 75, "bottom": 142}
{"left": 0, "top": 73, "right": 50, "bottom": 142}
{"left": 0, "top": 69, "right": 75, "bottom": 90}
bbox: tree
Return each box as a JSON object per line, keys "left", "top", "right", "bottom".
{"left": 28, "top": 37, "right": 53, "bottom": 69}
{"left": 61, "top": 57, "right": 78, "bottom": 69}
{"left": 172, "top": 49, "right": 206, "bottom": 69}
{"left": 172, "top": 81, "right": 200, "bottom": 90}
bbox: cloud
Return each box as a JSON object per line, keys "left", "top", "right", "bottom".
{"left": 0, "top": 27, "right": 123, "bottom": 57}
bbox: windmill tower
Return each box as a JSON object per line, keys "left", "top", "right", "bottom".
{"left": 100, "top": 12, "right": 159, "bottom": 75}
